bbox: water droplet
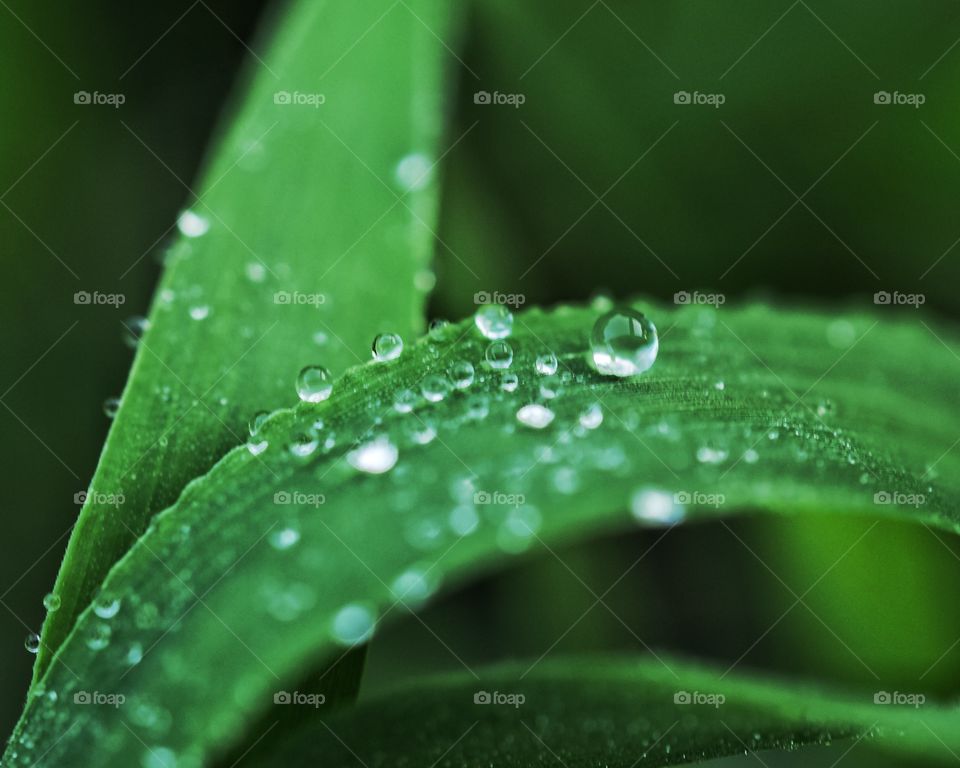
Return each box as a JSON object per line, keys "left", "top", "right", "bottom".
{"left": 826, "top": 319, "right": 857, "bottom": 349}
{"left": 86, "top": 622, "right": 112, "bottom": 651}
{"left": 393, "top": 388, "right": 418, "bottom": 413}
{"left": 552, "top": 466, "right": 580, "bottom": 494}
{"left": 714, "top": 380, "right": 725, "bottom": 391}
{"left": 420, "top": 374, "right": 451, "bottom": 402}
{"left": 591, "top": 308, "right": 659, "bottom": 377}
{"left": 372, "top": 333, "right": 403, "bottom": 362}
{"left": 474, "top": 305, "right": 513, "bottom": 339}
{"left": 245, "top": 262, "right": 267, "bottom": 283}
{"left": 428, "top": 318, "right": 451, "bottom": 340}
{"left": 516, "top": 404, "right": 555, "bottom": 429}
{"left": 123, "top": 316, "right": 150, "bottom": 348}
{"left": 390, "top": 565, "right": 438, "bottom": 607}
{"left": 449, "top": 361, "right": 475, "bottom": 389}
{"left": 414, "top": 269, "right": 436, "bottom": 292}
{"left": 579, "top": 403, "right": 603, "bottom": 430}
{"left": 539, "top": 376, "right": 560, "bottom": 399}
{"left": 630, "top": 488, "right": 684, "bottom": 526}
{"left": 248, "top": 411, "right": 269, "bottom": 436}
{"left": 93, "top": 595, "right": 121, "bottom": 619}
{"left": 296, "top": 365, "right": 333, "bottom": 403}
{"left": 24, "top": 633, "right": 40, "bottom": 654}
{"left": 485, "top": 340, "right": 514, "bottom": 369}
{"left": 247, "top": 439, "right": 269, "bottom": 456}
{"left": 815, "top": 399, "right": 835, "bottom": 418}
{"left": 394, "top": 152, "right": 433, "bottom": 192}
{"left": 501, "top": 373, "right": 519, "bottom": 392}
{"left": 465, "top": 394, "right": 490, "bottom": 420}
{"left": 696, "top": 445, "right": 728, "bottom": 465}
{"left": 535, "top": 352, "right": 559, "bottom": 376}
{"left": 312, "top": 330, "right": 329, "bottom": 346}
{"left": 43, "top": 593, "right": 61, "bottom": 612}
{"left": 127, "top": 642, "right": 144, "bottom": 666}
{"left": 498, "top": 505, "right": 542, "bottom": 553}
{"left": 141, "top": 746, "right": 178, "bottom": 768}
{"left": 347, "top": 436, "right": 398, "bottom": 474}
{"left": 188, "top": 305, "right": 210, "bottom": 321}
{"left": 449, "top": 504, "right": 480, "bottom": 535}
{"left": 269, "top": 526, "right": 300, "bottom": 550}
{"left": 103, "top": 397, "right": 121, "bottom": 419}
{"left": 331, "top": 603, "right": 376, "bottom": 646}
{"left": 287, "top": 430, "right": 319, "bottom": 459}
{"left": 177, "top": 209, "right": 209, "bottom": 238}
{"left": 743, "top": 448, "right": 760, "bottom": 464}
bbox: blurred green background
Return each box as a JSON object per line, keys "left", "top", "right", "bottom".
{"left": 2, "top": 1, "right": 959, "bottom": 763}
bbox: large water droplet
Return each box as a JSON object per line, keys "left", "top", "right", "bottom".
{"left": 485, "top": 340, "right": 514, "bottom": 370}
{"left": 474, "top": 305, "right": 513, "bottom": 340}
{"left": 372, "top": 333, "right": 403, "bottom": 362}
{"left": 591, "top": 308, "right": 658, "bottom": 376}
{"left": 296, "top": 365, "right": 333, "bottom": 403}
{"left": 516, "top": 403, "right": 555, "bottom": 429}
{"left": 331, "top": 603, "right": 376, "bottom": 646}
{"left": 177, "top": 209, "right": 209, "bottom": 238}
{"left": 347, "top": 436, "right": 398, "bottom": 474}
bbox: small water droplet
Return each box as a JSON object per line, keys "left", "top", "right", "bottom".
{"left": 123, "top": 316, "right": 150, "bottom": 348}
{"left": 743, "top": 448, "right": 760, "bottom": 464}
{"left": 177, "top": 209, "right": 209, "bottom": 238}
{"left": 394, "top": 152, "right": 433, "bottom": 192}
{"left": 516, "top": 404, "right": 555, "bottom": 429}
{"left": 390, "top": 565, "right": 438, "bottom": 607}
{"left": 93, "top": 595, "right": 121, "bottom": 619}
{"left": 474, "top": 305, "right": 513, "bottom": 340}
{"left": 188, "top": 304, "right": 210, "bottom": 321}
{"left": 103, "top": 397, "right": 121, "bottom": 419}
{"left": 245, "top": 262, "right": 267, "bottom": 283}
{"left": 535, "top": 352, "right": 559, "bottom": 376}
{"left": 630, "top": 488, "right": 684, "bottom": 526}
{"left": 420, "top": 373, "right": 451, "bottom": 402}
{"left": 428, "top": 318, "right": 450, "bottom": 340}
{"left": 449, "top": 504, "right": 480, "bottom": 535}
{"left": 43, "top": 593, "right": 61, "bottom": 612}
{"left": 372, "top": 333, "right": 403, "bottom": 362}
{"left": 86, "top": 622, "right": 112, "bottom": 651}
{"left": 347, "top": 436, "right": 398, "bottom": 474}
{"left": 141, "top": 746, "right": 178, "bottom": 768}
{"left": 312, "top": 330, "right": 329, "bottom": 346}
{"left": 24, "top": 633, "right": 40, "bottom": 654}
{"left": 331, "top": 603, "right": 376, "bottom": 646}
{"left": 127, "top": 642, "right": 144, "bottom": 666}
{"left": 485, "top": 340, "right": 514, "bottom": 369}
{"left": 591, "top": 308, "right": 658, "bottom": 376}
{"left": 296, "top": 365, "right": 333, "bottom": 403}
{"left": 497, "top": 505, "right": 542, "bottom": 553}
{"left": 247, "top": 439, "right": 269, "bottom": 456}
{"left": 269, "top": 527, "right": 301, "bottom": 550}
{"left": 287, "top": 429, "right": 319, "bottom": 459}
{"left": 393, "top": 388, "right": 418, "bottom": 413}
{"left": 248, "top": 411, "right": 269, "bottom": 436}
{"left": 501, "top": 372, "right": 519, "bottom": 392}
{"left": 696, "top": 445, "right": 729, "bottom": 465}
{"left": 449, "top": 361, "right": 475, "bottom": 389}
{"left": 579, "top": 403, "right": 603, "bottom": 430}
{"left": 714, "top": 380, "right": 725, "bottom": 391}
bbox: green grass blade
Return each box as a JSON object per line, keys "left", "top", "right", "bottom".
{"left": 7, "top": 301, "right": 958, "bottom": 766}
{"left": 34, "top": 0, "right": 455, "bottom": 682}
{"left": 255, "top": 655, "right": 954, "bottom": 766}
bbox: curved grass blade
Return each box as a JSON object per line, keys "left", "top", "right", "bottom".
{"left": 35, "top": 0, "right": 456, "bottom": 682}
{"left": 7, "top": 301, "right": 958, "bottom": 766}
